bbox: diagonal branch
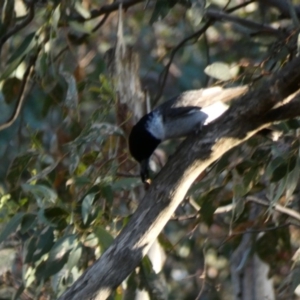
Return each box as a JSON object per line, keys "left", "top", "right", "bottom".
{"left": 58, "top": 56, "right": 300, "bottom": 300}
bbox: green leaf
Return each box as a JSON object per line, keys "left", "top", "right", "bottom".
{"left": 2, "top": 0, "right": 14, "bottom": 28}
{"left": 69, "top": 21, "right": 92, "bottom": 34}
{"left": 22, "top": 184, "right": 58, "bottom": 205}
{"left": 291, "top": 266, "right": 300, "bottom": 291}
{"left": 81, "top": 193, "right": 96, "bottom": 225}
{"left": 2, "top": 77, "right": 22, "bottom": 104}
{"left": 0, "top": 55, "right": 25, "bottom": 80}
{"left": 236, "top": 160, "right": 254, "bottom": 175}
{"left": 286, "top": 119, "right": 300, "bottom": 129}
{"left": 94, "top": 226, "right": 114, "bottom": 251}
{"left": 36, "top": 234, "right": 77, "bottom": 278}
{"left": 243, "top": 165, "right": 260, "bottom": 192}
{"left": 0, "top": 33, "right": 36, "bottom": 81}
{"left": 186, "top": 0, "right": 205, "bottom": 27}
{"left": 36, "top": 251, "right": 70, "bottom": 280}
{"left": 20, "top": 213, "right": 37, "bottom": 233}
{"left": 25, "top": 226, "right": 54, "bottom": 263}
{"left": 286, "top": 156, "right": 300, "bottom": 200}
{"left": 271, "top": 162, "right": 288, "bottom": 182}
{"left": 0, "top": 212, "right": 24, "bottom": 243}
{"left": 49, "top": 235, "right": 77, "bottom": 261}
{"left": 6, "top": 151, "right": 37, "bottom": 186}
{"left": 214, "top": 150, "right": 233, "bottom": 173}
{"left": 101, "top": 185, "right": 113, "bottom": 203}
{"left": 43, "top": 207, "right": 69, "bottom": 229}
{"left": 204, "top": 62, "right": 235, "bottom": 81}
{"left": 67, "top": 244, "right": 82, "bottom": 270}
{"left": 233, "top": 183, "right": 247, "bottom": 198}
{"left": 7, "top": 32, "right": 36, "bottom": 64}
{"left": 272, "top": 178, "right": 288, "bottom": 204}
{"left": 150, "top": 0, "right": 176, "bottom": 24}
{"left": 266, "top": 156, "right": 285, "bottom": 178}
{"left": 13, "top": 283, "right": 25, "bottom": 300}
{"left": 84, "top": 233, "right": 99, "bottom": 248}
{"left": 232, "top": 197, "right": 245, "bottom": 220}
{"left": 200, "top": 198, "right": 216, "bottom": 226}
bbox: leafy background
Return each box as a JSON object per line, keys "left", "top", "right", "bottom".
{"left": 1, "top": 0, "right": 300, "bottom": 299}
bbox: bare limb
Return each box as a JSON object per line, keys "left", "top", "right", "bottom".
{"left": 247, "top": 196, "right": 300, "bottom": 222}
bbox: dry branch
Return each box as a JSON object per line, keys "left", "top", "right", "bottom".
{"left": 59, "top": 56, "right": 300, "bottom": 300}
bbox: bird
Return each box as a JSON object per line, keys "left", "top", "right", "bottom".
{"left": 128, "top": 86, "right": 247, "bottom": 183}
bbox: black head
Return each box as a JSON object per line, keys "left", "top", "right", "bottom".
{"left": 128, "top": 115, "right": 161, "bottom": 182}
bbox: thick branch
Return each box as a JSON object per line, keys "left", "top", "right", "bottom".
{"left": 59, "top": 56, "right": 300, "bottom": 300}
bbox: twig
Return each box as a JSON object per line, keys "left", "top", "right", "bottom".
{"left": 226, "top": 0, "right": 256, "bottom": 13}
{"left": 0, "top": 1, "right": 35, "bottom": 53}
{"left": 170, "top": 213, "right": 199, "bottom": 221}
{"left": 116, "top": 172, "right": 139, "bottom": 178}
{"left": 246, "top": 195, "right": 300, "bottom": 222}
{"left": 0, "top": 52, "right": 39, "bottom": 131}
{"left": 69, "top": 0, "right": 144, "bottom": 22}
{"left": 56, "top": 13, "right": 109, "bottom": 61}
{"left": 92, "top": 13, "right": 110, "bottom": 33}
{"left": 153, "top": 0, "right": 258, "bottom": 104}
{"left": 206, "top": 8, "right": 282, "bottom": 36}
{"left": 195, "top": 246, "right": 208, "bottom": 300}
{"left": 153, "top": 20, "right": 214, "bottom": 105}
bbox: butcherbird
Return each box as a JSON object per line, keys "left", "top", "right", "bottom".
{"left": 128, "top": 86, "right": 247, "bottom": 183}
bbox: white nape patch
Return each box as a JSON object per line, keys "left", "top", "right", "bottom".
{"left": 146, "top": 111, "right": 165, "bottom": 140}
{"left": 201, "top": 101, "right": 228, "bottom": 125}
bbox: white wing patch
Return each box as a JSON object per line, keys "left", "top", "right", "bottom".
{"left": 146, "top": 111, "right": 165, "bottom": 140}
{"left": 201, "top": 101, "right": 228, "bottom": 125}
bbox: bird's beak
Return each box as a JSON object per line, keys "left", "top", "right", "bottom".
{"left": 140, "top": 159, "right": 150, "bottom": 183}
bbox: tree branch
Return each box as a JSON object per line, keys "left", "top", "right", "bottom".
{"left": 153, "top": 20, "right": 214, "bottom": 105}
{"left": 205, "top": 8, "right": 282, "bottom": 36}
{"left": 246, "top": 196, "right": 300, "bottom": 222}
{"left": 0, "top": 1, "right": 35, "bottom": 53}
{"left": 58, "top": 55, "right": 300, "bottom": 300}
{"left": 69, "top": 0, "right": 144, "bottom": 22}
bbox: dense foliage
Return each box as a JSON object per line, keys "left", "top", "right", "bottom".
{"left": 1, "top": 0, "right": 300, "bottom": 299}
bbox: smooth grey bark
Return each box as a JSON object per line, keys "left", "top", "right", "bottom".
{"left": 58, "top": 56, "right": 300, "bottom": 300}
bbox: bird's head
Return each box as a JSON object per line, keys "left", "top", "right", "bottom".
{"left": 128, "top": 114, "right": 162, "bottom": 183}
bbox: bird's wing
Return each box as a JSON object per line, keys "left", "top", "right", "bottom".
{"left": 165, "top": 106, "right": 202, "bottom": 119}
{"left": 157, "top": 86, "right": 248, "bottom": 111}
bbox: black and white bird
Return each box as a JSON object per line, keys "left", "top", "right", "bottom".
{"left": 128, "top": 86, "right": 247, "bottom": 182}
